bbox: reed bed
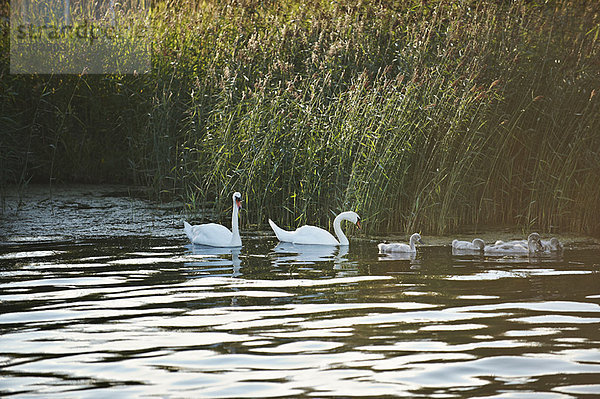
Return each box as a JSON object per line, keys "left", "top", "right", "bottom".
{"left": 1, "top": 0, "right": 599, "bottom": 235}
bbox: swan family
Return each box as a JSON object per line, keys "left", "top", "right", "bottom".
{"left": 452, "top": 233, "right": 562, "bottom": 255}
{"left": 182, "top": 191, "right": 563, "bottom": 256}
{"left": 183, "top": 192, "right": 360, "bottom": 248}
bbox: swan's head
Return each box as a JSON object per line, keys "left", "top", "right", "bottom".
{"left": 549, "top": 237, "right": 562, "bottom": 251}
{"left": 232, "top": 192, "right": 242, "bottom": 210}
{"left": 410, "top": 233, "right": 424, "bottom": 245}
{"left": 527, "top": 232, "right": 543, "bottom": 252}
{"left": 472, "top": 238, "right": 485, "bottom": 250}
{"left": 340, "top": 211, "right": 361, "bottom": 229}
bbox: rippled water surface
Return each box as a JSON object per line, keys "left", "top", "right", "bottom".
{"left": 1, "top": 186, "right": 600, "bottom": 398}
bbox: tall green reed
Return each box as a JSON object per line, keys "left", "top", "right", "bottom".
{"left": 2, "top": 0, "right": 599, "bottom": 236}
{"left": 173, "top": 0, "right": 599, "bottom": 235}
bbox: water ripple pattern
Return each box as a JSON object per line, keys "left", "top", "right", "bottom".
{"left": 1, "top": 188, "right": 600, "bottom": 397}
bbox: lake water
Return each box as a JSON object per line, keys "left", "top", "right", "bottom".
{"left": 1, "top": 186, "right": 600, "bottom": 398}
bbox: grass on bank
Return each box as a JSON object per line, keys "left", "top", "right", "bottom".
{"left": 1, "top": 0, "right": 599, "bottom": 236}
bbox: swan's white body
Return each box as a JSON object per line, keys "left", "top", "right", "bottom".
{"left": 452, "top": 238, "right": 485, "bottom": 251}
{"left": 542, "top": 237, "right": 563, "bottom": 252}
{"left": 184, "top": 192, "right": 242, "bottom": 247}
{"left": 268, "top": 211, "right": 360, "bottom": 246}
{"left": 484, "top": 233, "right": 543, "bottom": 255}
{"left": 493, "top": 236, "right": 562, "bottom": 253}
{"left": 378, "top": 233, "right": 424, "bottom": 253}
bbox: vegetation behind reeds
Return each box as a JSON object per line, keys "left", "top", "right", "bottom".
{"left": 1, "top": 0, "right": 599, "bottom": 236}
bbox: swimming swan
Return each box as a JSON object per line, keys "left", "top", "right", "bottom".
{"left": 542, "top": 237, "right": 563, "bottom": 252}
{"left": 493, "top": 236, "right": 562, "bottom": 253}
{"left": 183, "top": 192, "right": 243, "bottom": 247}
{"left": 268, "top": 211, "right": 361, "bottom": 246}
{"left": 484, "top": 233, "right": 543, "bottom": 254}
{"left": 378, "top": 233, "right": 424, "bottom": 253}
{"left": 452, "top": 238, "right": 485, "bottom": 251}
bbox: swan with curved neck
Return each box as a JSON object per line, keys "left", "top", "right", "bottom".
{"left": 268, "top": 211, "right": 361, "bottom": 246}
{"left": 184, "top": 192, "right": 243, "bottom": 247}
{"left": 378, "top": 233, "right": 424, "bottom": 253}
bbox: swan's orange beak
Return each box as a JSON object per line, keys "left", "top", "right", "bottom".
{"left": 356, "top": 220, "right": 361, "bottom": 229}
{"left": 236, "top": 198, "right": 242, "bottom": 210}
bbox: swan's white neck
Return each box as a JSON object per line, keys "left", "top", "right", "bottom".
{"left": 527, "top": 236, "right": 541, "bottom": 252}
{"left": 230, "top": 201, "right": 241, "bottom": 246}
{"left": 333, "top": 213, "right": 350, "bottom": 246}
{"left": 409, "top": 235, "right": 418, "bottom": 251}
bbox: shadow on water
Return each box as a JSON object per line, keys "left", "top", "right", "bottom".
{"left": 1, "top": 186, "right": 600, "bottom": 397}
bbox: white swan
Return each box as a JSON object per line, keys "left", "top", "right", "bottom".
{"left": 183, "top": 192, "right": 243, "bottom": 247}
{"left": 493, "top": 236, "right": 562, "bottom": 253}
{"left": 268, "top": 211, "right": 361, "bottom": 246}
{"left": 452, "top": 238, "right": 485, "bottom": 251}
{"left": 484, "top": 233, "right": 543, "bottom": 255}
{"left": 378, "top": 233, "right": 424, "bottom": 253}
{"left": 542, "top": 237, "right": 563, "bottom": 252}
{"left": 493, "top": 239, "right": 524, "bottom": 246}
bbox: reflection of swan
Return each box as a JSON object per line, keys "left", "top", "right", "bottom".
{"left": 186, "top": 244, "right": 242, "bottom": 276}
{"left": 184, "top": 192, "right": 242, "bottom": 247}
{"left": 378, "top": 233, "right": 424, "bottom": 253}
{"left": 484, "top": 233, "right": 543, "bottom": 255}
{"left": 231, "top": 249, "right": 241, "bottom": 277}
{"left": 332, "top": 245, "right": 359, "bottom": 276}
{"left": 268, "top": 211, "right": 360, "bottom": 246}
{"left": 272, "top": 242, "right": 338, "bottom": 265}
{"left": 271, "top": 243, "right": 353, "bottom": 274}
{"left": 378, "top": 251, "right": 417, "bottom": 261}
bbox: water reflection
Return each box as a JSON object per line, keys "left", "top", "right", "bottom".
{"left": 378, "top": 251, "right": 416, "bottom": 262}
{"left": 186, "top": 244, "right": 241, "bottom": 277}
{"left": 1, "top": 234, "right": 599, "bottom": 398}
{"left": 270, "top": 243, "right": 358, "bottom": 277}
{"left": 271, "top": 242, "right": 339, "bottom": 265}
{"left": 452, "top": 247, "right": 484, "bottom": 256}
{"left": 377, "top": 250, "right": 422, "bottom": 273}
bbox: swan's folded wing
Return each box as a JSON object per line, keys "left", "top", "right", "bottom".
{"left": 378, "top": 242, "right": 412, "bottom": 253}
{"left": 452, "top": 240, "right": 469, "bottom": 250}
{"left": 484, "top": 243, "right": 528, "bottom": 254}
{"left": 187, "top": 223, "right": 233, "bottom": 246}
{"left": 292, "top": 225, "right": 339, "bottom": 245}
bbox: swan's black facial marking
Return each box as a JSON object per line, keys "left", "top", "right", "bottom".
{"left": 415, "top": 234, "right": 425, "bottom": 245}
{"left": 233, "top": 193, "right": 242, "bottom": 209}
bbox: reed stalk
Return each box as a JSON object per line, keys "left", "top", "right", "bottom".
{"left": 1, "top": 0, "right": 599, "bottom": 235}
